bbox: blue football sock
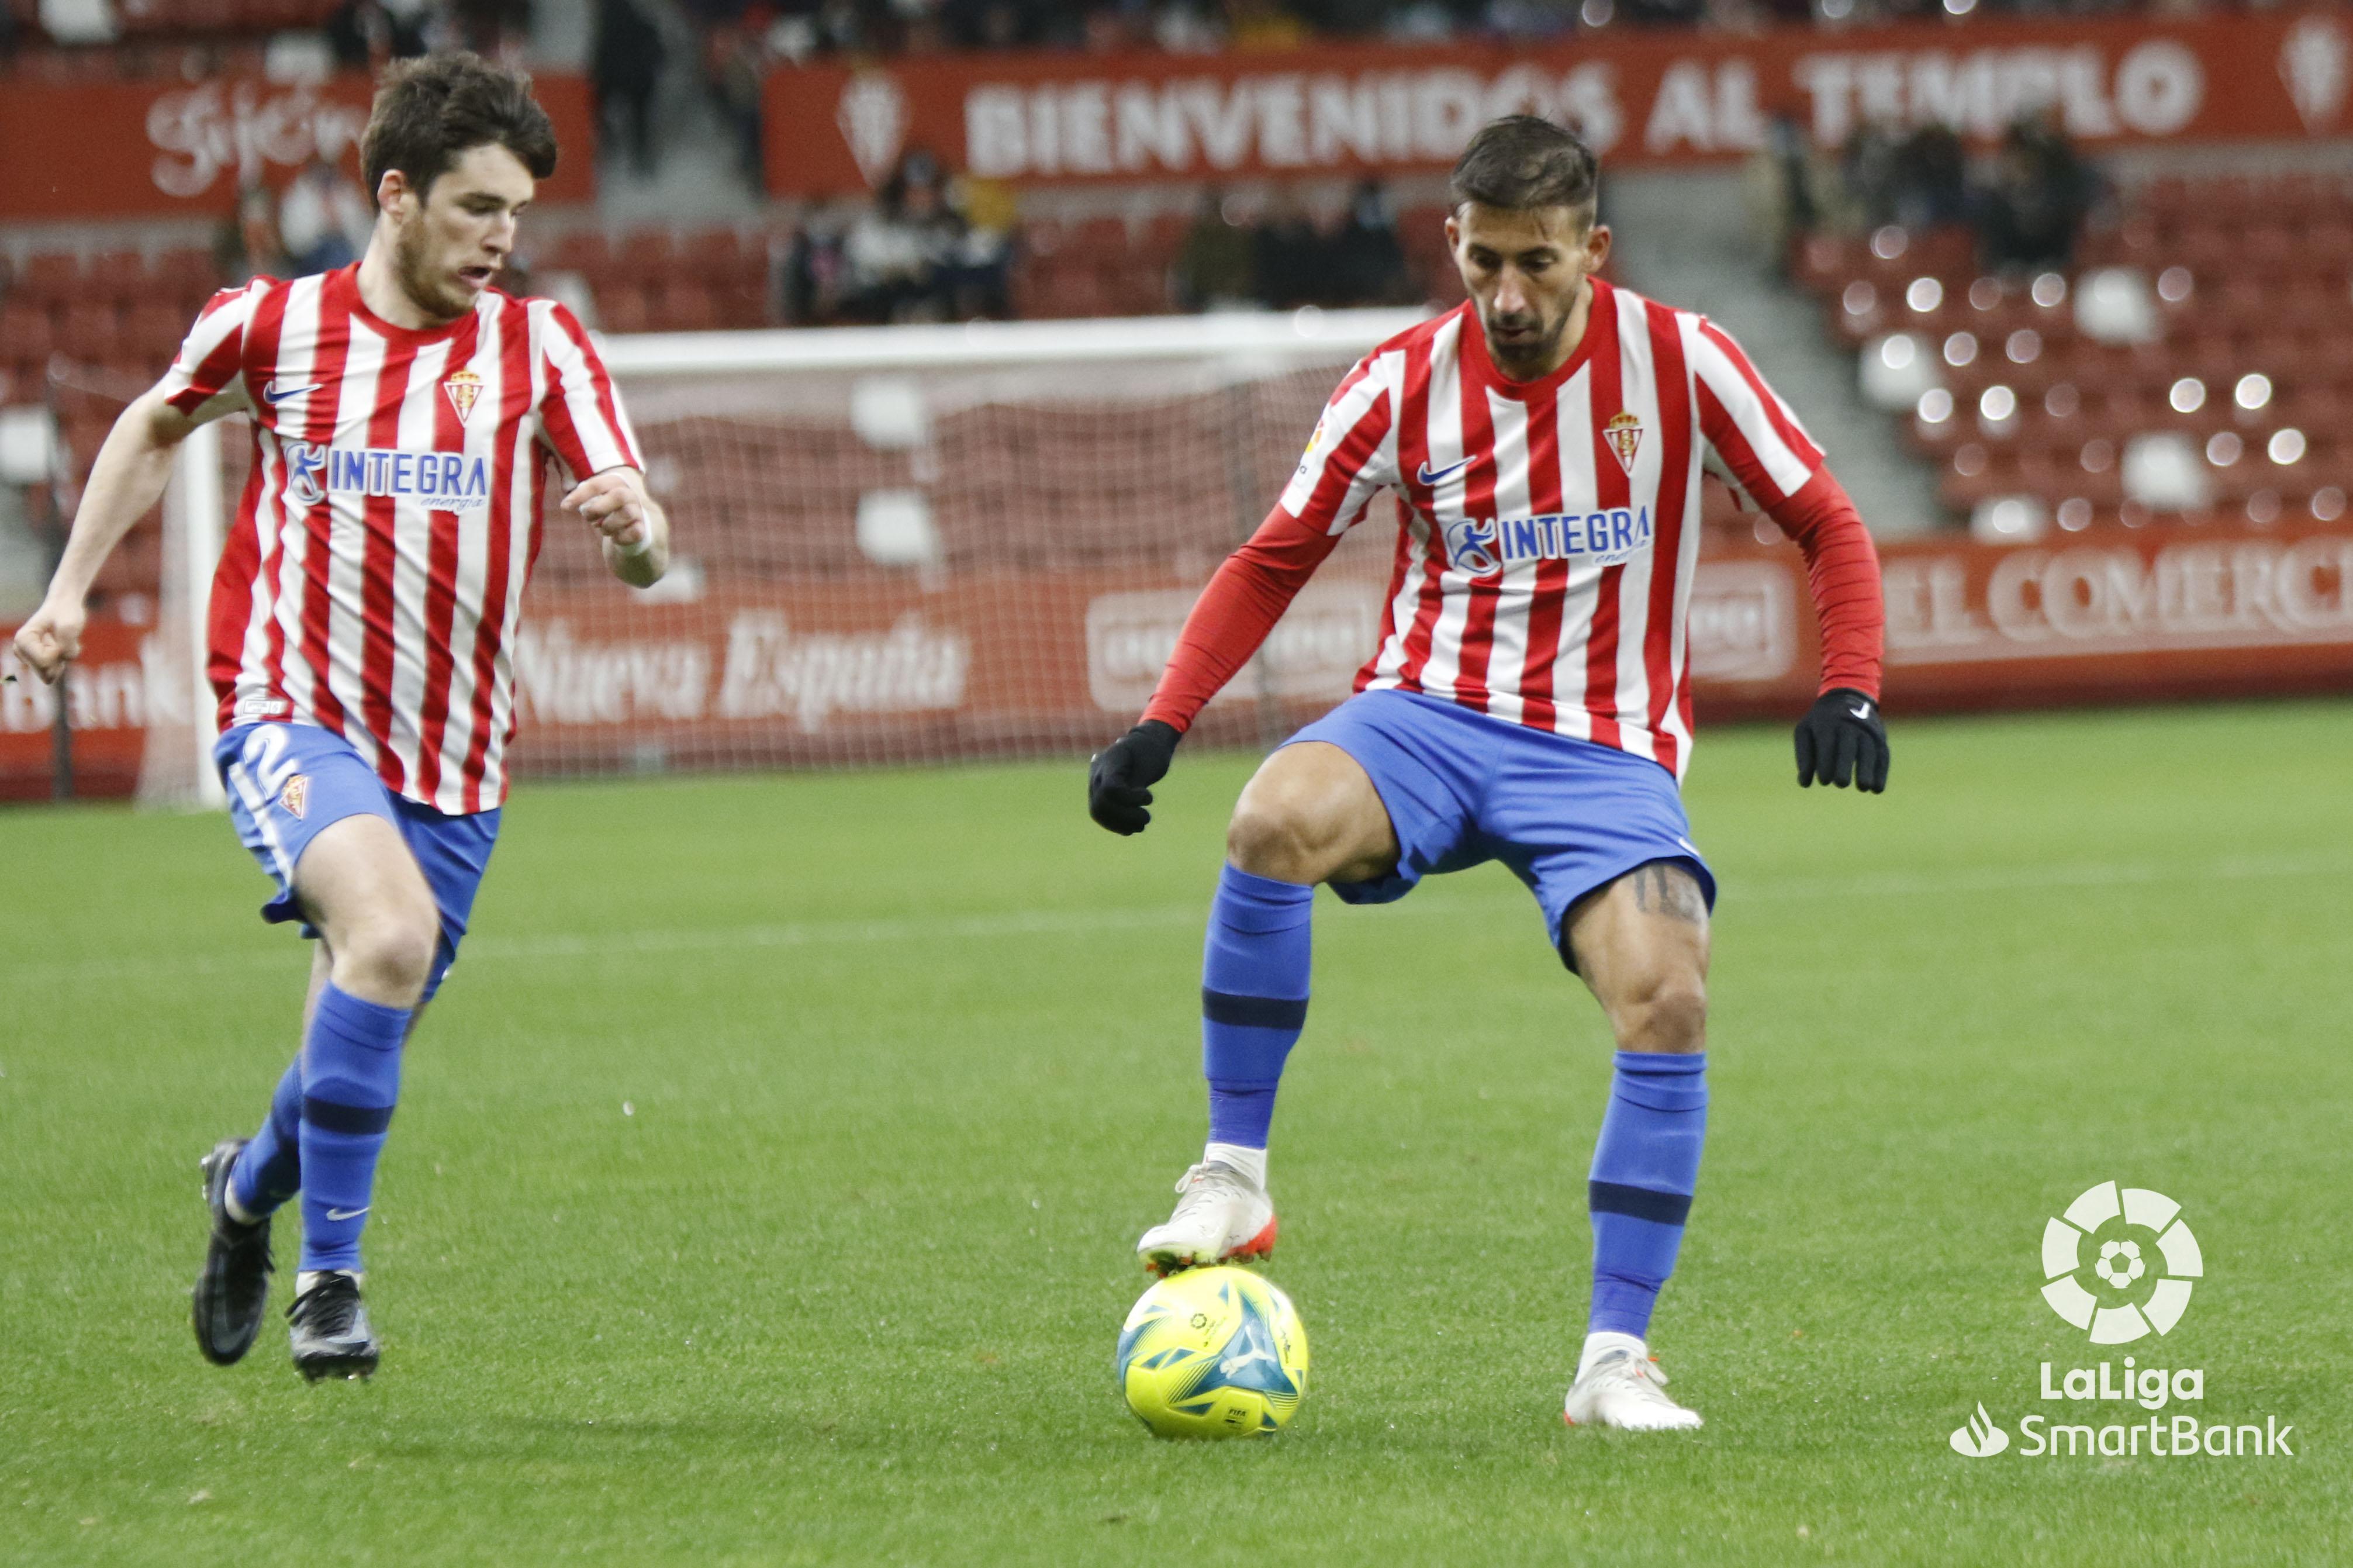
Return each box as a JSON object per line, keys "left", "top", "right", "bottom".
{"left": 229, "top": 1055, "right": 305, "bottom": 1219}
{"left": 296, "top": 983, "right": 409, "bottom": 1274}
{"left": 1587, "top": 1051, "right": 1708, "bottom": 1339}
{"left": 1200, "top": 865, "right": 1314, "bottom": 1150}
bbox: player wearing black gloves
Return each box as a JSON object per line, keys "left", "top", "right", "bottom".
{"left": 1088, "top": 720, "right": 1181, "bottom": 835}
{"left": 1093, "top": 693, "right": 1888, "bottom": 833}
{"left": 1794, "top": 687, "right": 1889, "bottom": 793}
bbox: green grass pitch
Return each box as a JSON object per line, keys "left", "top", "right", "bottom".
{"left": 4, "top": 700, "right": 2348, "bottom": 1564}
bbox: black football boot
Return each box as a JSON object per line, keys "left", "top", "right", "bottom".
{"left": 191, "top": 1138, "right": 274, "bottom": 1366}
{"left": 288, "top": 1271, "right": 381, "bottom": 1382}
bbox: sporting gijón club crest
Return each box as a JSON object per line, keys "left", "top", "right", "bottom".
{"left": 443, "top": 368, "right": 484, "bottom": 426}
{"left": 1605, "top": 410, "right": 1643, "bottom": 476}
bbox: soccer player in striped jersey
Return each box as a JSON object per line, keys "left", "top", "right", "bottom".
{"left": 10, "top": 54, "right": 669, "bottom": 1380}
{"left": 1089, "top": 116, "right": 1889, "bottom": 1431}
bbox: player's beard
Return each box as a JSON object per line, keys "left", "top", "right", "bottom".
{"left": 1480, "top": 300, "right": 1571, "bottom": 380}
{"left": 392, "top": 219, "right": 470, "bottom": 324}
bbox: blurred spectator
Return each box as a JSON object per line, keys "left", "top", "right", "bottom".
{"left": 1975, "top": 112, "right": 2102, "bottom": 272}
{"left": 1837, "top": 120, "right": 1965, "bottom": 233}
{"left": 1225, "top": 0, "right": 1308, "bottom": 49}
{"left": 1326, "top": 179, "right": 1412, "bottom": 306}
{"left": 218, "top": 184, "right": 291, "bottom": 286}
{"left": 779, "top": 209, "right": 852, "bottom": 324}
{"left": 1749, "top": 109, "right": 1843, "bottom": 271}
{"left": 943, "top": 0, "right": 1043, "bottom": 50}
{"left": 1173, "top": 188, "right": 1256, "bottom": 310}
{"left": 593, "top": 0, "right": 667, "bottom": 178}
{"left": 704, "top": 18, "right": 769, "bottom": 190}
{"left": 942, "top": 175, "right": 1016, "bottom": 319}
{"left": 278, "top": 156, "right": 375, "bottom": 275}
{"left": 841, "top": 153, "right": 960, "bottom": 323}
{"left": 1838, "top": 119, "right": 1901, "bottom": 230}
{"left": 1152, "top": 1, "right": 1226, "bottom": 49}
{"left": 327, "top": 0, "right": 429, "bottom": 70}
{"left": 1886, "top": 122, "right": 1969, "bottom": 231}
{"left": 1251, "top": 189, "right": 1321, "bottom": 308}
{"left": 448, "top": 0, "right": 534, "bottom": 58}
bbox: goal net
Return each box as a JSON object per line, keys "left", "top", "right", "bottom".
{"left": 141, "top": 308, "right": 1422, "bottom": 803}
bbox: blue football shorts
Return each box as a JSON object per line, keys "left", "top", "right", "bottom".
{"left": 215, "top": 722, "right": 500, "bottom": 1003}
{"left": 1281, "top": 689, "right": 1716, "bottom": 962}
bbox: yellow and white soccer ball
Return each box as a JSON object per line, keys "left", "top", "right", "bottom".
{"left": 1117, "top": 1265, "right": 1309, "bottom": 1439}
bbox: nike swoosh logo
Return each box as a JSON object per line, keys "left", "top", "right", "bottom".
{"left": 1848, "top": 701, "right": 1874, "bottom": 721}
{"left": 324, "top": 1207, "right": 369, "bottom": 1221}
{"left": 1416, "top": 457, "right": 1471, "bottom": 486}
{"left": 262, "top": 381, "right": 323, "bottom": 405}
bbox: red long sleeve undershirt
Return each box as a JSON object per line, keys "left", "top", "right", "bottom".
{"left": 1139, "top": 468, "right": 1884, "bottom": 733}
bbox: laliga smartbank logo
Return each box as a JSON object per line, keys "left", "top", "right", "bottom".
{"left": 1946, "top": 1183, "right": 2297, "bottom": 1462}
{"left": 2039, "top": 1180, "right": 2200, "bottom": 1343}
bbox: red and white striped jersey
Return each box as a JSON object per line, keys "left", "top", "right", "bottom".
{"left": 161, "top": 263, "right": 641, "bottom": 814}
{"left": 1277, "top": 279, "right": 1823, "bottom": 779}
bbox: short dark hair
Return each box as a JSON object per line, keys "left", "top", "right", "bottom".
{"left": 361, "top": 51, "right": 558, "bottom": 209}
{"left": 1449, "top": 116, "right": 1599, "bottom": 225}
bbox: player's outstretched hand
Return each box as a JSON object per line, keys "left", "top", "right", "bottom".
{"left": 1089, "top": 720, "right": 1181, "bottom": 834}
{"left": 561, "top": 468, "right": 652, "bottom": 552}
{"left": 1795, "top": 688, "right": 1888, "bottom": 793}
{"left": 9, "top": 598, "right": 84, "bottom": 685}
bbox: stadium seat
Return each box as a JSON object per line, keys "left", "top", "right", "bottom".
{"left": 60, "top": 301, "right": 126, "bottom": 364}
{"left": 16, "top": 252, "right": 82, "bottom": 305}
{"left": 614, "top": 232, "right": 676, "bottom": 292}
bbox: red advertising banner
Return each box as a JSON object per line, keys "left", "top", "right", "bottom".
{"left": 10, "top": 518, "right": 2352, "bottom": 799}
{"left": 765, "top": 10, "right": 2352, "bottom": 197}
{"left": 0, "top": 71, "right": 596, "bottom": 221}
{"left": 0, "top": 616, "right": 153, "bottom": 801}
{"left": 1698, "top": 519, "right": 2353, "bottom": 716}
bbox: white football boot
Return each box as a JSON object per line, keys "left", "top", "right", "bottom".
{"left": 1136, "top": 1161, "right": 1279, "bottom": 1277}
{"left": 1563, "top": 1337, "right": 1704, "bottom": 1431}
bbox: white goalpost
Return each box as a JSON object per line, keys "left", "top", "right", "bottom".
{"left": 141, "top": 306, "right": 1424, "bottom": 806}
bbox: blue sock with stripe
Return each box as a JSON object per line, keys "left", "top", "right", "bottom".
{"left": 1587, "top": 1051, "right": 1708, "bottom": 1338}
{"left": 229, "top": 1055, "right": 305, "bottom": 1220}
{"left": 1200, "top": 865, "right": 1314, "bottom": 1151}
{"left": 297, "top": 983, "right": 409, "bottom": 1273}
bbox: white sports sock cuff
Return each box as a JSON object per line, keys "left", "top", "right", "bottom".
{"left": 1203, "top": 1141, "right": 1269, "bottom": 1190}
{"left": 1580, "top": 1329, "right": 1647, "bottom": 1379}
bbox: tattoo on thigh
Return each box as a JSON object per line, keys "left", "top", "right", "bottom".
{"left": 1629, "top": 862, "right": 1706, "bottom": 925}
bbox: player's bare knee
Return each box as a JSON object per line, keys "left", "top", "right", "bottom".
{"left": 1226, "top": 799, "right": 1319, "bottom": 882}
{"left": 1616, "top": 968, "right": 1708, "bottom": 1054}
{"left": 336, "top": 899, "right": 440, "bottom": 1005}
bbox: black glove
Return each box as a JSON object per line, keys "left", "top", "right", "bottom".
{"left": 1089, "top": 720, "right": 1181, "bottom": 834}
{"left": 1795, "top": 688, "right": 1889, "bottom": 793}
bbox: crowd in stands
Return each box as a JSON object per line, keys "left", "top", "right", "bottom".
{"left": 1171, "top": 182, "right": 1416, "bottom": 311}
{"left": 773, "top": 161, "right": 1422, "bottom": 325}
{"left": 0, "top": 0, "right": 532, "bottom": 77}
{"left": 663, "top": 0, "right": 2287, "bottom": 63}
{"left": 1756, "top": 109, "right": 2105, "bottom": 278}
{"left": 779, "top": 153, "right": 1016, "bottom": 323}
{"left": 0, "top": 0, "right": 2301, "bottom": 81}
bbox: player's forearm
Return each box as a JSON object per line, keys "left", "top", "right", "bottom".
{"left": 602, "top": 496, "right": 670, "bottom": 588}
{"left": 1767, "top": 470, "right": 1884, "bottom": 698}
{"left": 1140, "top": 506, "right": 1338, "bottom": 732}
{"left": 43, "top": 393, "right": 187, "bottom": 606}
